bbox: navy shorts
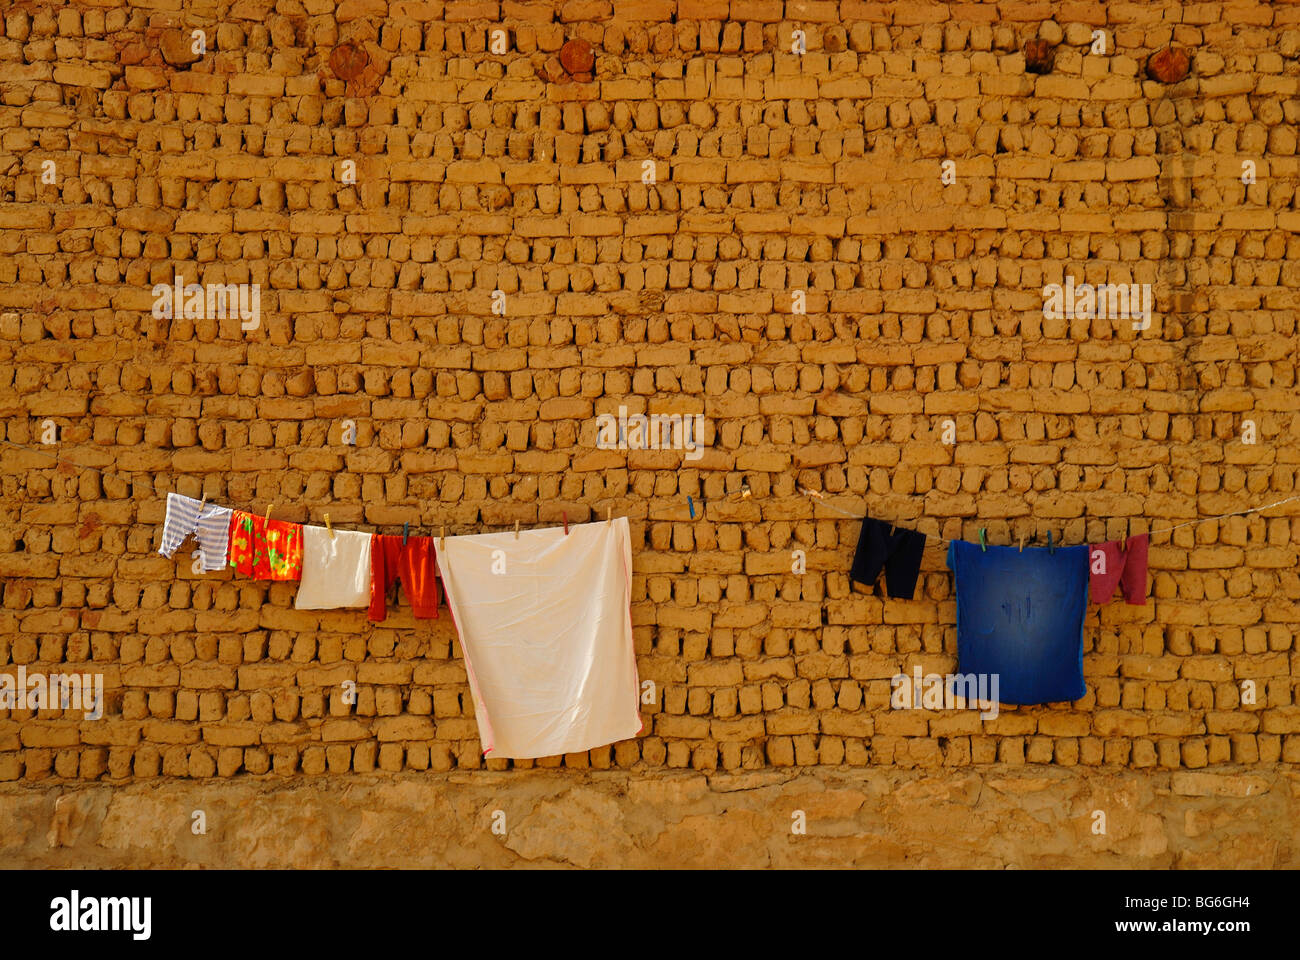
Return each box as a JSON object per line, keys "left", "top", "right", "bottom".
{"left": 850, "top": 516, "right": 926, "bottom": 600}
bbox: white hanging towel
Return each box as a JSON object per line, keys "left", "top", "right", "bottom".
{"left": 294, "top": 525, "right": 373, "bottom": 610}
{"left": 436, "top": 517, "right": 642, "bottom": 759}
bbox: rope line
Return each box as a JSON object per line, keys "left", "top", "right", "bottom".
{"left": 799, "top": 487, "right": 1300, "bottom": 547}
{"left": 4, "top": 439, "right": 1297, "bottom": 546}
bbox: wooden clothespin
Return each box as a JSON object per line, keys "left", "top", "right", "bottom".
{"left": 1018, "top": 534, "right": 1024, "bottom": 553}
{"left": 324, "top": 512, "right": 335, "bottom": 541}
{"left": 264, "top": 502, "right": 273, "bottom": 524}
{"left": 563, "top": 511, "right": 568, "bottom": 535}
{"left": 198, "top": 494, "right": 207, "bottom": 511}
{"left": 402, "top": 521, "right": 409, "bottom": 546}
{"left": 440, "top": 526, "right": 445, "bottom": 550}
{"left": 514, "top": 521, "right": 519, "bottom": 540}
{"left": 1121, "top": 527, "right": 1127, "bottom": 551}
{"left": 606, "top": 506, "right": 612, "bottom": 523}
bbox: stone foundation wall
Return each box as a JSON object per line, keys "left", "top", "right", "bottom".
{"left": 2, "top": 765, "right": 1295, "bottom": 868}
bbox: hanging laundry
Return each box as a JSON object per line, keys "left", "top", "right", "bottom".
{"left": 227, "top": 510, "right": 304, "bottom": 580}
{"left": 295, "top": 526, "right": 372, "bottom": 610}
{"left": 435, "top": 518, "right": 642, "bottom": 760}
{"left": 368, "top": 534, "right": 441, "bottom": 621}
{"left": 946, "top": 540, "right": 1088, "bottom": 705}
{"left": 851, "top": 515, "right": 926, "bottom": 599}
{"left": 158, "top": 492, "right": 233, "bottom": 572}
{"left": 1089, "top": 534, "right": 1149, "bottom": 606}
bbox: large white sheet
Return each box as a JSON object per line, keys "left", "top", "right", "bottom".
{"left": 436, "top": 518, "right": 642, "bottom": 759}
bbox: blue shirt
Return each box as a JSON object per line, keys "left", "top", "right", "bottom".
{"left": 946, "top": 541, "right": 1089, "bottom": 705}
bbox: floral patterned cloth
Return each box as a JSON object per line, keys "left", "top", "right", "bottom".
{"left": 227, "top": 510, "right": 303, "bottom": 580}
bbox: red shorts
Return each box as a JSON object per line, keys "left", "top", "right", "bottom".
{"left": 227, "top": 510, "right": 303, "bottom": 581}
{"left": 369, "top": 534, "right": 441, "bottom": 621}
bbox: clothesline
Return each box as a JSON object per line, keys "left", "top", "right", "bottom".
{"left": 799, "top": 486, "right": 1300, "bottom": 547}
{"left": 169, "top": 484, "right": 643, "bottom": 759}
{"left": 7, "top": 438, "right": 1299, "bottom": 543}
{"left": 1, "top": 439, "right": 609, "bottom": 533}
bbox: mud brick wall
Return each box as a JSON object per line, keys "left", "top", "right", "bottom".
{"left": 1, "top": 0, "right": 1300, "bottom": 794}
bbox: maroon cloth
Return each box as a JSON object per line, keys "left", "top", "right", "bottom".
{"left": 369, "top": 534, "right": 441, "bottom": 621}
{"left": 1089, "top": 534, "right": 1148, "bottom": 605}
